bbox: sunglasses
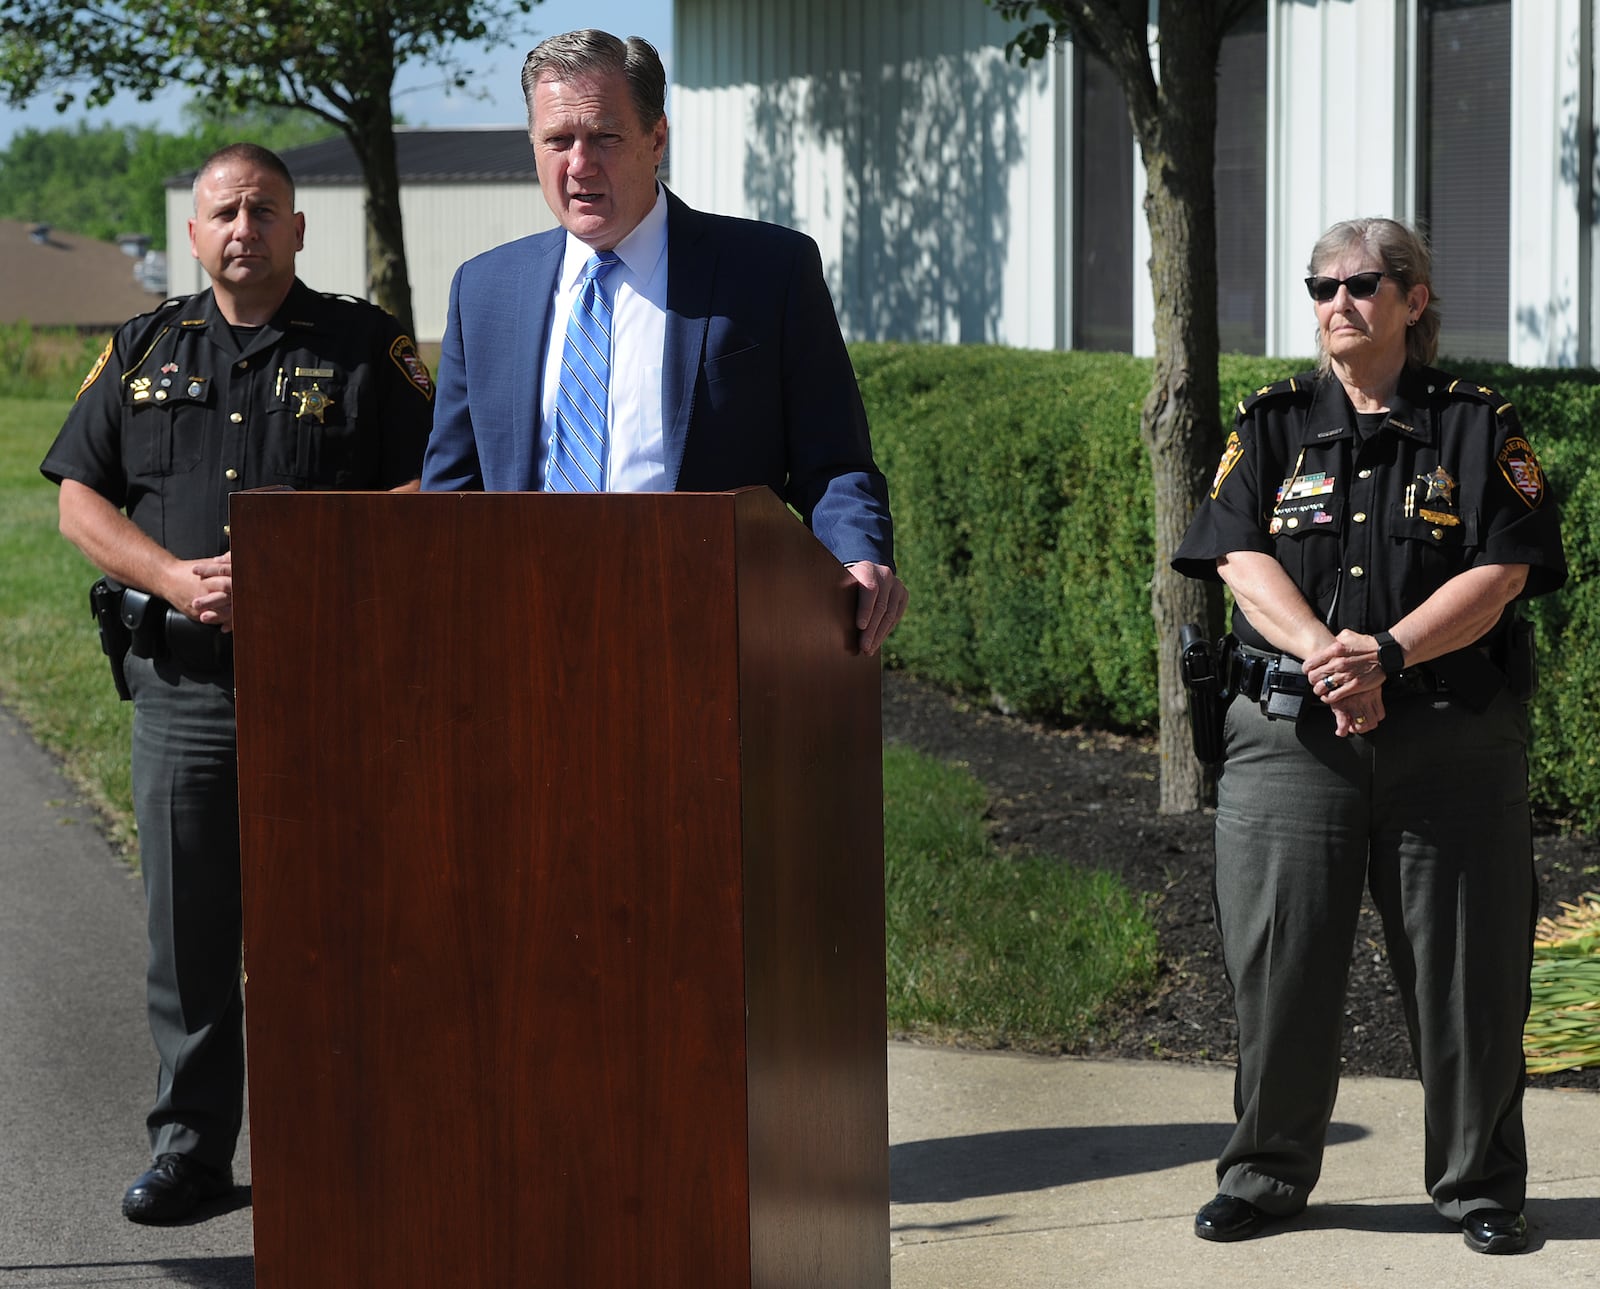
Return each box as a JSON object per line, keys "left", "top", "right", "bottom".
{"left": 1304, "top": 271, "right": 1390, "bottom": 303}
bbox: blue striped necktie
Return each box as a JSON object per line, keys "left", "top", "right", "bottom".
{"left": 545, "top": 250, "right": 622, "bottom": 492}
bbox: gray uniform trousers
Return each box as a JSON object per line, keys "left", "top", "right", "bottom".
{"left": 1212, "top": 687, "right": 1534, "bottom": 1221}
{"left": 126, "top": 652, "right": 244, "bottom": 1172}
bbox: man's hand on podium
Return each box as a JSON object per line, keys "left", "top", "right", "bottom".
{"left": 848, "top": 561, "right": 907, "bottom": 657}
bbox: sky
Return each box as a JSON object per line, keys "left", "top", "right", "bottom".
{"left": 0, "top": 0, "right": 673, "bottom": 147}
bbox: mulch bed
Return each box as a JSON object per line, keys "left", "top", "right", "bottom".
{"left": 881, "top": 670, "right": 1600, "bottom": 1091}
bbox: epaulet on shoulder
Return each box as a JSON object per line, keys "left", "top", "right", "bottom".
{"left": 312, "top": 292, "right": 408, "bottom": 331}
{"left": 1442, "top": 376, "right": 1505, "bottom": 406}
{"left": 127, "top": 295, "right": 192, "bottom": 327}
{"left": 1438, "top": 375, "right": 1520, "bottom": 418}
{"left": 1236, "top": 374, "right": 1310, "bottom": 418}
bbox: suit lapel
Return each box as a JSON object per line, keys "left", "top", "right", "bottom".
{"left": 662, "top": 190, "right": 714, "bottom": 490}
{"left": 514, "top": 233, "right": 565, "bottom": 490}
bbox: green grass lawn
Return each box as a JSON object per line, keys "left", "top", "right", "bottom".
{"left": 0, "top": 391, "right": 1159, "bottom": 1049}
{"left": 883, "top": 743, "right": 1157, "bottom": 1046}
{"left": 0, "top": 396, "right": 136, "bottom": 852}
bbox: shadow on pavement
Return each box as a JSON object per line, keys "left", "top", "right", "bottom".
{"left": 1526, "top": 1195, "right": 1600, "bottom": 1243}
{"left": 0, "top": 1255, "right": 254, "bottom": 1287}
{"left": 890, "top": 1120, "right": 1369, "bottom": 1203}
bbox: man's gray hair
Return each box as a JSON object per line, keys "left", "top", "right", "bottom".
{"left": 521, "top": 29, "right": 666, "bottom": 133}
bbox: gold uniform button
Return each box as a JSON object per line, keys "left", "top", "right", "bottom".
{"left": 222, "top": 524, "right": 231, "bottom": 536}
{"left": 1358, "top": 469, "right": 1372, "bottom": 479}
{"left": 237, "top": 359, "right": 249, "bottom": 370}
{"left": 1286, "top": 517, "right": 1299, "bottom": 529}
{"left": 1353, "top": 512, "right": 1367, "bottom": 523}
{"left": 229, "top": 412, "right": 243, "bottom": 424}
{"left": 1350, "top": 566, "right": 1365, "bottom": 578}
{"left": 225, "top": 469, "right": 238, "bottom": 481}
{"left": 1432, "top": 528, "right": 1444, "bottom": 540}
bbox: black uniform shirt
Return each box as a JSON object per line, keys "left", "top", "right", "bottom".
{"left": 1173, "top": 365, "right": 1567, "bottom": 653}
{"left": 42, "top": 279, "right": 434, "bottom": 560}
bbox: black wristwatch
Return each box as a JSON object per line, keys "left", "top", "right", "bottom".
{"left": 1374, "top": 630, "right": 1406, "bottom": 679}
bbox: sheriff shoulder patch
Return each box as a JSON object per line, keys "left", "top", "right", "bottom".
{"left": 390, "top": 335, "right": 434, "bottom": 402}
{"left": 1210, "top": 430, "right": 1245, "bottom": 499}
{"left": 1497, "top": 436, "right": 1546, "bottom": 509}
{"left": 76, "top": 338, "right": 113, "bottom": 400}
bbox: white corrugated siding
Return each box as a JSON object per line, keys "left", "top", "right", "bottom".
{"left": 157, "top": 1, "right": 1600, "bottom": 363}
{"left": 1509, "top": 0, "right": 1586, "bottom": 366}
{"left": 673, "top": 0, "right": 1061, "bottom": 348}
{"left": 402, "top": 181, "right": 553, "bottom": 341}
{"left": 1268, "top": 0, "right": 1405, "bottom": 358}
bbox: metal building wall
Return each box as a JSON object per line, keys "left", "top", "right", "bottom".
{"left": 673, "top": 0, "right": 1600, "bottom": 367}
{"left": 1508, "top": 0, "right": 1589, "bottom": 367}
{"left": 402, "top": 180, "right": 553, "bottom": 341}
{"left": 672, "top": 0, "right": 1062, "bottom": 348}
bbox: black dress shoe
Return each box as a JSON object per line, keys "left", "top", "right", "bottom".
{"left": 122, "top": 1153, "right": 234, "bottom": 1225}
{"left": 1461, "top": 1207, "right": 1528, "bottom": 1254}
{"left": 1194, "top": 1193, "right": 1272, "bottom": 1242}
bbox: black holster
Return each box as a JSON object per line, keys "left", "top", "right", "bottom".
{"left": 1179, "top": 625, "right": 1234, "bottom": 766}
{"left": 87, "top": 579, "right": 230, "bottom": 699}
{"left": 88, "top": 577, "right": 133, "bottom": 702}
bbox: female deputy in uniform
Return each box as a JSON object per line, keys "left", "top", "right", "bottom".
{"left": 1172, "top": 217, "right": 1566, "bottom": 1255}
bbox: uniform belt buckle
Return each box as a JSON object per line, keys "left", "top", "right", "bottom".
{"left": 1258, "top": 654, "right": 1310, "bottom": 720}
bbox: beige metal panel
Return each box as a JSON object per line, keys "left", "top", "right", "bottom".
{"left": 400, "top": 180, "right": 554, "bottom": 342}
{"left": 164, "top": 187, "right": 204, "bottom": 299}
{"left": 294, "top": 189, "right": 370, "bottom": 301}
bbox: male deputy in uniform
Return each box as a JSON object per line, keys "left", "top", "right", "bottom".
{"left": 421, "top": 29, "right": 906, "bottom": 653}
{"left": 40, "top": 142, "right": 434, "bottom": 1223}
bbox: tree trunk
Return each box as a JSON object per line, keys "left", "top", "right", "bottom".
{"left": 346, "top": 92, "right": 416, "bottom": 337}
{"left": 1135, "top": 6, "right": 1227, "bottom": 813}
{"left": 991, "top": 1, "right": 1247, "bottom": 811}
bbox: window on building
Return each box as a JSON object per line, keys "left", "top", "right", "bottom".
{"left": 1073, "top": 0, "right": 1267, "bottom": 356}
{"left": 1073, "top": 50, "right": 1134, "bottom": 352}
{"left": 1418, "top": 0, "right": 1512, "bottom": 361}
{"left": 1216, "top": 2, "right": 1268, "bottom": 354}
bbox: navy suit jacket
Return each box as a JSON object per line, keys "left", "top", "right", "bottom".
{"left": 421, "top": 188, "right": 894, "bottom": 568}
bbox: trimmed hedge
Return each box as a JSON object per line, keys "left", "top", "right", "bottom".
{"left": 855, "top": 342, "right": 1600, "bottom": 829}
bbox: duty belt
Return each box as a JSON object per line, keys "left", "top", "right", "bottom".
{"left": 1235, "top": 646, "right": 1473, "bottom": 707}
{"left": 1231, "top": 646, "right": 1311, "bottom": 720}
{"left": 118, "top": 585, "right": 233, "bottom": 673}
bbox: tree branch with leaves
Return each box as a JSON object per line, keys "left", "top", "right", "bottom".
{"left": 1, "top": 0, "right": 542, "bottom": 333}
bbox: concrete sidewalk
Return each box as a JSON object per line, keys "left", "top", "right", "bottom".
{"left": 1, "top": 705, "right": 1596, "bottom": 1287}
{"left": 888, "top": 1045, "right": 1600, "bottom": 1287}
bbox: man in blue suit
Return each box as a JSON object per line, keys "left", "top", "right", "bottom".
{"left": 422, "top": 29, "right": 906, "bottom": 653}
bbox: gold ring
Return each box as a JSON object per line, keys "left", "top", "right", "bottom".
{"left": 1354, "top": 716, "right": 1367, "bottom": 727}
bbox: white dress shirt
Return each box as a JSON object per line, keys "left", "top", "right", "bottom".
{"left": 539, "top": 185, "right": 670, "bottom": 492}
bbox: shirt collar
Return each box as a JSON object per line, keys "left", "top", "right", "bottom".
{"left": 560, "top": 183, "right": 668, "bottom": 288}
{"left": 1298, "top": 366, "right": 1437, "bottom": 448}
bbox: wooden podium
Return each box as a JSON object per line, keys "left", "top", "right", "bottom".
{"left": 230, "top": 488, "right": 889, "bottom": 1288}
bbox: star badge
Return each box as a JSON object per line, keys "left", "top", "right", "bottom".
{"left": 1419, "top": 466, "right": 1456, "bottom": 506}
{"left": 294, "top": 385, "right": 334, "bottom": 423}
